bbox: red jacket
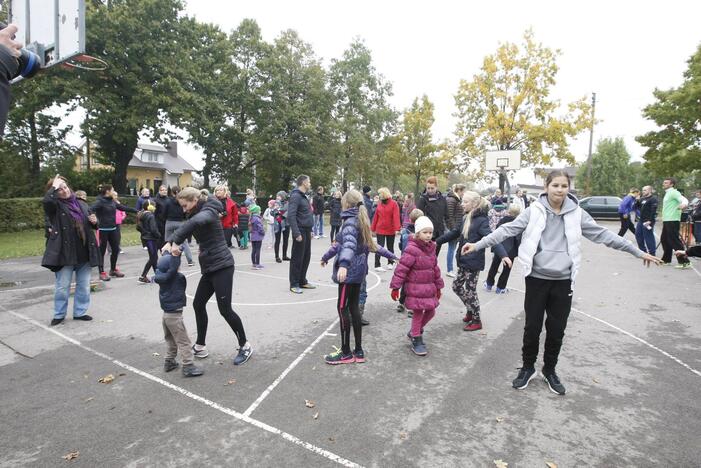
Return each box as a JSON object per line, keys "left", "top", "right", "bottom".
{"left": 220, "top": 197, "right": 239, "bottom": 229}
{"left": 390, "top": 237, "right": 444, "bottom": 311}
{"left": 371, "top": 199, "right": 401, "bottom": 235}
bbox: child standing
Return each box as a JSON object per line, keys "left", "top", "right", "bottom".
{"left": 436, "top": 191, "right": 510, "bottom": 332}
{"left": 484, "top": 204, "right": 522, "bottom": 294}
{"left": 238, "top": 204, "right": 250, "bottom": 250}
{"left": 320, "top": 190, "right": 396, "bottom": 364}
{"left": 263, "top": 199, "right": 276, "bottom": 249}
{"left": 463, "top": 170, "right": 660, "bottom": 394}
{"left": 397, "top": 208, "right": 424, "bottom": 315}
{"left": 389, "top": 216, "right": 444, "bottom": 356}
{"left": 137, "top": 201, "right": 161, "bottom": 284}
{"left": 153, "top": 250, "right": 203, "bottom": 377}
{"left": 329, "top": 191, "right": 342, "bottom": 243}
{"left": 249, "top": 205, "right": 265, "bottom": 269}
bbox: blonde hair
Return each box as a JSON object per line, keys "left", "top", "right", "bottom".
{"left": 341, "top": 189, "right": 377, "bottom": 253}
{"left": 177, "top": 187, "right": 209, "bottom": 203}
{"left": 377, "top": 187, "right": 391, "bottom": 200}
{"left": 461, "top": 191, "right": 490, "bottom": 238}
{"left": 409, "top": 208, "right": 423, "bottom": 223}
{"left": 214, "top": 184, "right": 229, "bottom": 197}
{"left": 508, "top": 204, "right": 521, "bottom": 217}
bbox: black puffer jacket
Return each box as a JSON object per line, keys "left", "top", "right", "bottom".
{"left": 153, "top": 194, "right": 169, "bottom": 225}
{"left": 312, "top": 193, "right": 325, "bottom": 214}
{"left": 416, "top": 190, "right": 450, "bottom": 238}
{"left": 91, "top": 195, "right": 136, "bottom": 229}
{"left": 164, "top": 196, "right": 184, "bottom": 222}
{"left": 329, "top": 197, "right": 342, "bottom": 227}
{"left": 287, "top": 188, "right": 314, "bottom": 237}
{"left": 445, "top": 191, "right": 463, "bottom": 230}
{"left": 154, "top": 253, "right": 187, "bottom": 312}
{"left": 170, "top": 197, "right": 234, "bottom": 274}
{"left": 138, "top": 211, "right": 161, "bottom": 241}
{"left": 41, "top": 189, "right": 100, "bottom": 271}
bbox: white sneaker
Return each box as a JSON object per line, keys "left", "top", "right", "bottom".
{"left": 192, "top": 344, "right": 209, "bottom": 359}
{"left": 314, "top": 235, "right": 320, "bottom": 239}
{"left": 386, "top": 263, "right": 395, "bottom": 270}
{"left": 446, "top": 271, "right": 456, "bottom": 278}
{"left": 374, "top": 266, "right": 385, "bottom": 272}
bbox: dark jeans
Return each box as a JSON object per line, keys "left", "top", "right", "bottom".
{"left": 141, "top": 239, "right": 159, "bottom": 277}
{"left": 661, "top": 221, "right": 689, "bottom": 264}
{"left": 275, "top": 226, "right": 290, "bottom": 260}
{"left": 486, "top": 254, "right": 514, "bottom": 290}
{"left": 223, "top": 227, "right": 234, "bottom": 248}
{"left": 192, "top": 266, "right": 247, "bottom": 347}
{"left": 330, "top": 224, "right": 340, "bottom": 242}
{"left": 289, "top": 229, "right": 312, "bottom": 288}
{"left": 251, "top": 240, "right": 262, "bottom": 265}
{"left": 337, "top": 283, "right": 362, "bottom": 354}
{"left": 618, "top": 214, "right": 635, "bottom": 237}
{"left": 375, "top": 234, "right": 395, "bottom": 267}
{"left": 522, "top": 276, "right": 572, "bottom": 372}
{"left": 635, "top": 221, "right": 656, "bottom": 255}
{"left": 99, "top": 229, "right": 121, "bottom": 272}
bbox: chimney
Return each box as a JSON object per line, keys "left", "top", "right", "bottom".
{"left": 166, "top": 141, "right": 178, "bottom": 158}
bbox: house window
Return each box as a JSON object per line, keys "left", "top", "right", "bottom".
{"left": 146, "top": 179, "right": 151, "bottom": 189}
{"left": 142, "top": 151, "right": 163, "bottom": 164}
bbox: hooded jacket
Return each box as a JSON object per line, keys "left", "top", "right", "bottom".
{"left": 473, "top": 193, "right": 643, "bottom": 285}
{"left": 371, "top": 198, "right": 401, "bottom": 235}
{"left": 154, "top": 253, "right": 187, "bottom": 312}
{"left": 389, "top": 237, "right": 444, "bottom": 311}
{"left": 137, "top": 210, "right": 161, "bottom": 241}
{"left": 91, "top": 195, "right": 137, "bottom": 229}
{"left": 445, "top": 191, "right": 463, "bottom": 231}
{"left": 164, "top": 196, "right": 184, "bottom": 222}
{"left": 169, "top": 197, "right": 235, "bottom": 274}
{"left": 416, "top": 190, "right": 449, "bottom": 237}
{"left": 312, "top": 193, "right": 325, "bottom": 214}
{"left": 329, "top": 197, "right": 342, "bottom": 227}
{"left": 249, "top": 214, "right": 266, "bottom": 242}
{"left": 287, "top": 188, "right": 314, "bottom": 237}
{"left": 218, "top": 197, "right": 239, "bottom": 229}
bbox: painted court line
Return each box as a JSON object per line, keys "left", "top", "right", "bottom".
{"left": 4, "top": 308, "right": 363, "bottom": 468}
{"left": 235, "top": 269, "right": 337, "bottom": 288}
{"left": 509, "top": 287, "right": 701, "bottom": 378}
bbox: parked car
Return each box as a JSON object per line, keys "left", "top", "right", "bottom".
{"left": 578, "top": 196, "right": 622, "bottom": 219}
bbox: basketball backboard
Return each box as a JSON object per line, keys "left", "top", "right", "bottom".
{"left": 485, "top": 150, "right": 521, "bottom": 171}
{"left": 9, "top": 0, "right": 85, "bottom": 68}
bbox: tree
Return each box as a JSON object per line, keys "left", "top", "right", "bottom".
{"left": 454, "top": 30, "right": 592, "bottom": 185}
{"left": 329, "top": 39, "right": 396, "bottom": 192}
{"left": 575, "top": 138, "right": 631, "bottom": 195}
{"left": 636, "top": 44, "right": 701, "bottom": 177}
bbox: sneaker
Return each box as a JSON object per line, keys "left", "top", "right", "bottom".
{"left": 675, "top": 263, "right": 692, "bottom": 270}
{"left": 410, "top": 336, "right": 427, "bottom": 356}
{"left": 512, "top": 367, "right": 537, "bottom": 389}
{"left": 483, "top": 281, "right": 493, "bottom": 292}
{"left": 257, "top": 264, "right": 265, "bottom": 269}
{"left": 300, "top": 283, "right": 317, "bottom": 289}
{"left": 495, "top": 287, "right": 508, "bottom": 294}
{"left": 324, "top": 348, "right": 355, "bottom": 365}
{"left": 290, "top": 287, "right": 303, "bottom": 294}
{"left": 188, "top": 262, "right": 195, "bottom": 267}
{"left": 143, "top": 246, "right": 148, "bottom": 250}
{"left": 464, "top": 320, "right": 482, "bottom": 331}
{"left": 276, "top": 258, "right": 282, "bottom": 263}
{"left": 109, "top": 269, "right": 125, "bottom": 278}
{"left": 361, "top": 318, "right": 370, "bottom": 326}
{"left": 50, "top": 317, "right": 64, "bottom": 326}
{"left": 396, "top": 304, "right": 405, "bottom": 313}
{"left": 407, "top": 309, "right": 413, "bottom": 317}
{"left": 137, "top": 276, "right": 150, "bottom": 284}
{"left": 73, "top": 315, "right": 93, "bottom": 321}
{"left": 660, "top": 261, "right": 672, "bottom": 266}
{"left": 314, "top": 235, "right": 320, "bottom": 239}
{"left": 374, "top": 266, "right": 385, "bottom": 272}
{"left": 233, "top": 343, "right": 252, "bottom": 365}
{"left": 462, "top": 312, "right": 473, "bottom": 323}
{"left": 182, "top": 364, "right": 204, "bottom": 377}
{"left": 321, "top": 234, "right": 327, "bottom": 238}
{"left": 353, "top": 349, "right": 366, "bottom": 363}
{"left": 446, "top": 271, "right": 456, "bottom": 278}
{"left": 100, "top": 272, "right": 111, "bottom": 281}
{"left": 164, "top": 359, "right": 179, "bottom": 372}
{"left": 543, "top": 370, "right": 566, "bottom": 395}
{"left": 191, "top": 344, "right": 209, "bottom": 359}
{"left": 282, "top": 257, "right": 291, "bottom": 261}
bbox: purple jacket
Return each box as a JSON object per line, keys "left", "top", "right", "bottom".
{"left": 322, "top": 207, "right": 397, "bottom": 284}
{"left": 390, "top": 237, "right": 444, "bottom": 311}
{"left": 249, "top": 215, "right": 265, "bottom": 241}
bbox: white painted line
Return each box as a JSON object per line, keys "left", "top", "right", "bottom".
{"left": 4, "top": 308, "right": 363, "bottom": 468}
{"left": 243, "top": 318, "right": 339, "bottom": 418}
{"left": 509, "top": 287, "right": 701, "bottom": 378}
{"left": 235, "top": 270, "right": 337, "bottom": 288}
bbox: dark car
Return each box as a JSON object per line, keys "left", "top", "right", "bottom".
{"left": 578, "top": 196, "right": 621, "bottom": 219}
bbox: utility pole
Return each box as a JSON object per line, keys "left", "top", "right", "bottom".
{"left": 585, "top": 92, "right": 596, "bottom": 194}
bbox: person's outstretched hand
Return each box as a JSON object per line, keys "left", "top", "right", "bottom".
{"left": 390, "top": 289, "right": 400, "bottom": 301}
{"left": 320, "top": 260, "right": 327, "bottom": 267}
{"left": 502, "top": 257, "right": 513, "bottom": 268}
{"left": 642, "top": 253, "right": 662, "bottom": 268}
{"left": 461, "top": 243, "right": 476, "bottom": 255}
{"left": 161, "top": 242, "right": 172, "bottom": 254}
{"left": 0, "top": 24, "right": 22, "bottom": 58}
{"left": 337, "top": 266, "right": 347, "bottom": 283}
{"left": 436, "top": 289, "right": 441, "bottom": 300}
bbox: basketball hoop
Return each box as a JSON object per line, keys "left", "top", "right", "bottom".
{"left": 60, "top": 54, "right": 108, "bottom": 72}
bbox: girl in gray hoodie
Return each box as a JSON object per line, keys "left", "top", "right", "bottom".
{"left": 462, "top": 170, "right": 660, "bottom": 395}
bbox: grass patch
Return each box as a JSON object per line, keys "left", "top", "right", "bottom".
{"left": 0, "top": 225, "right": 143, "bottom": 260}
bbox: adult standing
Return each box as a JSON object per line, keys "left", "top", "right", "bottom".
{"left": 513, "top": 189, "right": 528, "bottom": 211}
{"left": 288, "top": 175, "right": 316, "bottom": 294}
{"left": 329, "top": 190, "right": 342, "bottom": 242}
{"left": 371, "top": 187, "right": 401, "bottom": 271}
{"left": 661, "top": 177, "right": 691, "bottom": 268}
{"left": 416, "top": 176, "right": 450, "bottom": 254}
{"left": 214, "top": 185, "right": 239, "bottom": 249}
{"left": 312, "top": 186, "right": 326, "bottom": 239}
{"left": 163, "top": 188, "right": 252, "bottom": 365}
{"left": 164, "top": 186, "right": 194, "bottom": 266}
{"left": 135, "top": 188, "right": 151, "bottom": 211}
{"left": 444, "top": 183, "right": 466, "bottom": 278}
{"left": 617, "top": 188, "right": 638, "bottom": 237}
{"left": 635, "top": 185, "right": 658, "bottom": 255}
{"left": 402, "top": 193, "right": 416, "bottom": 228}
{"left": 490, "top": 189, "right": 506, "bottom": 206}
{"left": 92, "top": 184, "right": 137, "bottom": 281}
{"left": 691, "top": 189, "right": 701, "bottom": 244}
{"left": 273, "top": 191, "right": 291, "bottom": 263}
{"left": 42, "top": 175, "right": 100, "bottom": 326}
{"left": 153, "top": 185, "right": 169, "bottom": 247}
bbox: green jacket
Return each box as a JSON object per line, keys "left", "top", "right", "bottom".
{"left": 662, "top": 188, "right": 684, "bottom": 222}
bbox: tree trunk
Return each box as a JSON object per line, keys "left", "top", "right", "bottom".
{"left": 110, "top": 141, "right": 138, "bottom": 194}
{"left": 29, "top": 112, "right": 40, "bottom": 177}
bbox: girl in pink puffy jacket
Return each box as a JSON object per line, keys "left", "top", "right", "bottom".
{"left": 390, "top": 216, "right": 444, "bottom": 356}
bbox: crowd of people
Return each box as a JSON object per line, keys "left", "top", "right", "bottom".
{"left": 41, "top": 170, "right": 696, "bottom": 392}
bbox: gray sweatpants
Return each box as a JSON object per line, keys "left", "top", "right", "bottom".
{"left": 163, "top": 311, "right": 194, "bottom": 365}
{"left": 165, "top": 220, "right": 193, "bottom": 263}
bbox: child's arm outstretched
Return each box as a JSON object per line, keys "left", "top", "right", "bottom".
{"left": 377, "top": 245, "right": 399, "bottom": 263}
{"left": 580, "top": 211, "right": 661, "bottom": 266}
{"left": 320, "top": 242, "right": 341, "bottom": 266}
{"left": 154, "top": 254, "right": 181, "bottom": 284}
{"left": 462, "top": 208, "right": 532, "bottom": 254}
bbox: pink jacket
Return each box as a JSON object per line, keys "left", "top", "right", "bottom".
{"left": 390, "top": 237, "right": 444, "bottom": 311}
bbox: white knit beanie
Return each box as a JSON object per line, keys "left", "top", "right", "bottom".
{"left": 414, "top": 216, "right": 434, "bottom": 234}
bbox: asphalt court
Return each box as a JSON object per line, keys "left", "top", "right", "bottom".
{"left": 1, "top": 221, "right": 700, "bottom": 467}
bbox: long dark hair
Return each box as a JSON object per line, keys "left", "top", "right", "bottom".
{"left": 99, "top": 184, "right": 114, "bottom": 196}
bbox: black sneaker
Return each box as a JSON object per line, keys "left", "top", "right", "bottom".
{"left": 353, "top": 348, "right": 366, "bottom": 363}
{"left": 164, "top": 359, "right": 179, "bottom": 372}
{"left": 543, "top": 370, "right": 566, "bottom": 395}
{"left": 182, "top": 364, "right": 204, "bottom": 377}
{"left": 276, "top": 258, "right": 282, "bottom": 263}
{"left": 360, "top": 318, "right": 370, "bottom": 326}
{"left": 396, "top": 304, "right": 405, "bottom": 313}
{"left": 410, "top": 336, "right": 427, "bottom": 356}
{"left": 73, "top": 315, "right": 93, "bottom": 321}
{"left": 512, "top": 367, "right": 537, "bottom": 390}
{"left": 50, "top": 318, "right": 64, "bottom": 326}
{"left": 137, "top": 276, "right": 150, "bottom": 284}
{"left": 233, "top": 343, "right": 252, "bottom": 365}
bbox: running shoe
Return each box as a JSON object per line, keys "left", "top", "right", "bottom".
{"left": 410, "top": 336, "right": 427, "bottom": 356}
{"left": 512, "top": 367, "right": 537, "bottom": 389}
{"left": 233, "top": 343, "right": 253, "bottom": 365}
{"left": 109, "top": 269, "right": 125, "bottom": 278}
{"left": 464, "top": 320, "right": 482, "bottom": 331}
{"left": 100, "top": 272, "right": 110, "bottom": 281}
{"left": 164, "top": 359, "right": 179, "bottom": 372}
{"left": 543, "top": 370, "right": 566, "bottom": 395}
{"left": 446, "top": 271, "right": 456, "bottom": 278}
{"left": 137, "top": 276, "right": 150, "bottom": 284}
{"left": 675, "top": 263, "right": 692, "bottom": 270}
{"left": 182, "top": 364, "right": 204, "bottom": 377}
{"left": 324, "top": 347, "right": 355, "bottom": 365}
{"left": 191, "top": 344, "right": 209, "bottom": 359}
{"left": 463, "top": 312, "right": 473, "bottom": 323}
{"left": 495, "top": 287, "right": 508, "bottom": 294}
{"left": 353, "top": 348, "right": 366, "bottom": 363}
{"left": 483, "top": 281, "right": 493, "bottom": 292}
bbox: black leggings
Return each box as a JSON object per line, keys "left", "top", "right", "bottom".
{"left": 375, "top": 234, "right": 395, "bottom": 267}
{"left": 192, "top": 266, "right": 247, "bottom": 347}
{"left": 337, "top": 283, "right": 362, "bottom": 354}
{"left": 486, "top": 254, "right": 514, "bottom": 290}
{"left": 618, "top": 214, "right": 635, "bottom": 237}
{"left": 274, "top": 226, "right": 290, "bottom": 259}
{"left": 251, "top": 240, "right": 262, "bottom": 265}
{"left": 99, "top": 229, "right": 121, "bottom": 272}
{"left": 330, "top": 225, "right": 340, "bottom": 242}
{"left": 141, "top": 239, "right": 159, "bottom": 277}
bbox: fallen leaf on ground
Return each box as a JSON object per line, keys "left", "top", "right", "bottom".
{"left": 62, "top": 451, "right": 79, "bottom": 461}
{"left": 328, "top": 437, "right": 335, "bottom": 442}
{"left": 399, "top": 431, "right": 407, "bottom": 440}
{"left": 592, "top": 378, "right": 599, "bottom": 384}
{"left": 479, "top": 332, "right": 488, "bottom": 336}
{"left": 225, "top": 379, "right": 236, "bottom": 386}
{"left": 152, "top": 352, "right": 160, "bottom": 357}
{"left": 313, "top": 320, "right": 319, "bottom": 323}
{"left": 494, "top": 460, "right": 508, "bottom": 468}
{"left": 84, "top": 397, "right": 94, "bottom": 403}
{"left": 216, "top": 361, "right": 224, "bottom": 365}
{"left": 313, "top": 412, "right": 319, "bottom": 420}
{"left": 546, "top": 462, "right": 558, "bottom": 468}
{"left": 495, "top": 417, "right": 504, "bottom": 423}
{"left": 304, "top": 400, "right": 315, "bottom": 408}
{"left": 98, "top": 374, "right": 114, "bottom": 384}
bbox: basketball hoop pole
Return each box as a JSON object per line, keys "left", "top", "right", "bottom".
{"left": 498, "top": 166, "right": 511, "bottom": 206}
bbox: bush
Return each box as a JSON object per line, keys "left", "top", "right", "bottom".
{"left": 0, "top": 195, "right": 139, "bottom": 233}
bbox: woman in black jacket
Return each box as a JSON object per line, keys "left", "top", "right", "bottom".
{"left": 163, "top": 187, "right": 252, "bottom": 366}
{"left": 91, "top": 184, "right": 137, "bottom": 281}
{"left": 137, "top": 200, "right": 161, "bottom": 284}
{"left": 42, "top": 175, "right": 100, "bottom": 326}
{"left": 328, "top": 190, "right": 342, "bottom": 242}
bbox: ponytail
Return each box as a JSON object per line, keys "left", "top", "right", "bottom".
{"left": 341, "top": 189, "right": 378, "bottom": 253}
